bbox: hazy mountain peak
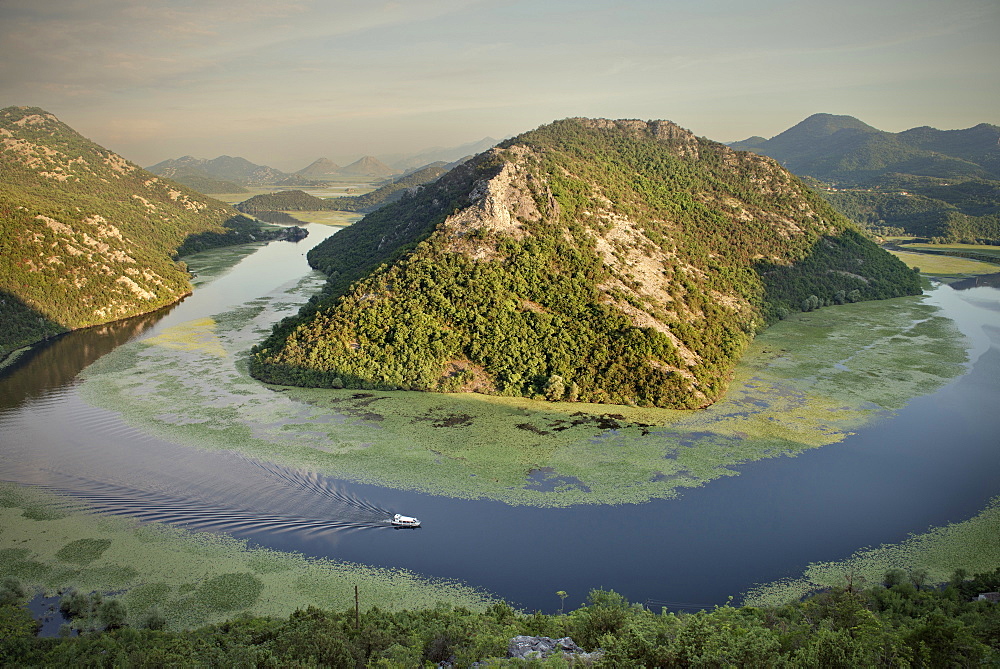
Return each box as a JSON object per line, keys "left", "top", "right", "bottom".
{"left": 340, "top": 155, "right": 397, "bottom": 177}
{"left": 296, "top": 157, "right": 341, "bottom": 176}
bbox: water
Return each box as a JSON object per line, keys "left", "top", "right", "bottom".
{"left": 1, "top": 232, "right": 998, "bottom": 613}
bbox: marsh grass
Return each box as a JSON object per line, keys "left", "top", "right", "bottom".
{"left": 887, "top": 250, "right": 999, "bottom": 276}
{"left": 902, "top": 242, "right": 1000, "bottom": 259}
{"left": 743, "top": 496, "right": 1000, "bottom": 607}
{"left": 79, "top": 274, "right": 968, "bottom": 507}
{"left": 0, "top": 483, "right": 491, "bottom": 631}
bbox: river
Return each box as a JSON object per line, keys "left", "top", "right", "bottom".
{"left": 1, "top": 223, "right": 998, "bottom": 613}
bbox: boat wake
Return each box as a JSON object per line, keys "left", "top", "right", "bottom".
{"left": 4, "top": 454, "right": 401, "bottom": 538}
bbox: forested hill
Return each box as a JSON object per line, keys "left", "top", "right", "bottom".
{"left": 731, "top": 114, "right": 1000, "bottom": 242}
{"left": 147, "top": 155, "right": 287, "bottom": 186}
{"left": 251, "top": 117, "right": 919, "bottom": 409}
{"left": 0, "top": 106, "right": 258, "bottom": 359}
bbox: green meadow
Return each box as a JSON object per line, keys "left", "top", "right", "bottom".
{"left": 79, "top": 255, "right": 969, "bottom": 507}
{"left": 0, "top": 483, "right": 490, "bottom": 632}
{"left": 888, "top": 249, "right": 1000, "bottom": 276}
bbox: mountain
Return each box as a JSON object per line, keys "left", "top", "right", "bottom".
{"left": 327, "top": 161, "right": 452, "bottom": 212}
{"left": 338, "top": 155, "right": 398, "bottom": 178}
{"left": 387, "top": 137, "right": 499, "bottom": 171}
{"left": 236, "top": 190, "right": 330, "bottom": 214}
{"left": 0, "top": 106, "right": 278, "bottom": 359}
{"left": 296, "top": 157, "right": 341, "bottom": 178}
{"left": 147, "top": 155, "right": 287, "bottom": 186}
{"left": 250, "top": 117, "right": 919, "bottom": 409}
{"left": 731, "top": 114, "right": 1000, "bottom": 242}
{"left": 730, "top": 113, "right": 1000, "bottom": 182}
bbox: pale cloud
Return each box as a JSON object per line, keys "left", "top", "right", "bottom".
{"left": 1, "top": 0, "right": 995, "bottom": 167}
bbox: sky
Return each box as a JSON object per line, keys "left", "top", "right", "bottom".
{"left": 1, "top": 0, "right": 997, "bottom": 171}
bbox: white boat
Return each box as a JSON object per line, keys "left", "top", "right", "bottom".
{"left": 391, "top": 513, "right": 421, "bottom": 528}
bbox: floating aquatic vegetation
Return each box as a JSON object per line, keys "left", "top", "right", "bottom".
{"left": 54, "top": 539, "right": 111, "bottom": 566}
{"left": 143, "top": 318, "right": 227, "bottom": 358}
{"left": 79, "top": 267, "right": 969, "bottom": 507}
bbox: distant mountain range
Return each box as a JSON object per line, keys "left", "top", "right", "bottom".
{"left": 147, "top": 155, "right": 288, "bottom": 187}
{"left": 731, "top": 113, "right": 1000, "bottom": 242}
{"left": 381, "top": 137, "right": 499, "bottom": 171}
{"left": 148, "top": 138, "right": 494, "bottom": 191}
{"left": 149, "top": 166, "right": 247, "bottom": 194}
{"left": 730, "top": 113, "right": 1000, "bottom": 183}
{"left": 237, "top": 161, "right": 455, "bottom": 215}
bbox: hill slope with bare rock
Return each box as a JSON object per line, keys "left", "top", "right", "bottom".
{"left": 251, "top": 118, "right": 920, "bottom": 408}
{"left": 0, "top": 106, "right": 284, "bottom": 359}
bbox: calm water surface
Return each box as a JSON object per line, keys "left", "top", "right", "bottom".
{"left": 1, "top": 230, "right": 998, "bottom": 613}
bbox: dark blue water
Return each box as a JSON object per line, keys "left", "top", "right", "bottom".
{"left": 1, "top": 230, "right": 997, "bottom": 613}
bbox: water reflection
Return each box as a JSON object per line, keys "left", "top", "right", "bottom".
{"left": 950, "top": 272, "right": 1000, "bottom": 290}
{"left": 0, "top": 306, "right": 176, "bottom": 411}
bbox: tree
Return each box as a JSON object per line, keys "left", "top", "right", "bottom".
{"left": 142, "top": 606, "right": 167, "bottom": 631}
{"left": 98, "top": 599, "right": 127, "bottom": 630}
{"left": 544, "top": 375, "right": 565, "bottom": 401}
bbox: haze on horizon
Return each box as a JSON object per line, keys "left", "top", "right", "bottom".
{"left": 1, "top": 0, "right": 997, "bottom": 172}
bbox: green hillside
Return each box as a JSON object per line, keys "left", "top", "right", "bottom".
{"left": 147, "top": 155, "right": 287, "bottom": 186}
{"left": 156, "top": 167, "right": 247, "bottom": 194}
{"left": 732, "top": 114, "right": 1000, "bottom": 242}
{"left": 251, "top": 118, "right": 919, "bottom": 409}
{"left": 0, "top": 106, "right": 276, "bottom": 359}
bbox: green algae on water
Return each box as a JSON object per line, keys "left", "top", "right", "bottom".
{"left": 742, "top": 497, "right": 1000, "bottom": 607}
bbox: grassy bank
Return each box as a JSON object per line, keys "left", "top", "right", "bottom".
{"left": 744, "top": 496, "right": 1000, "bottom": 607}
{"left": 887, "top": 249, "right": 1000, "bottom": 276}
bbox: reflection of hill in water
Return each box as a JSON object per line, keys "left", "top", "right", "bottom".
{"left": 950, "top": 272, "right": 1000, "bottom": 290}
{"left": 0, "top": 305, "right": 175, "bottom": 411}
